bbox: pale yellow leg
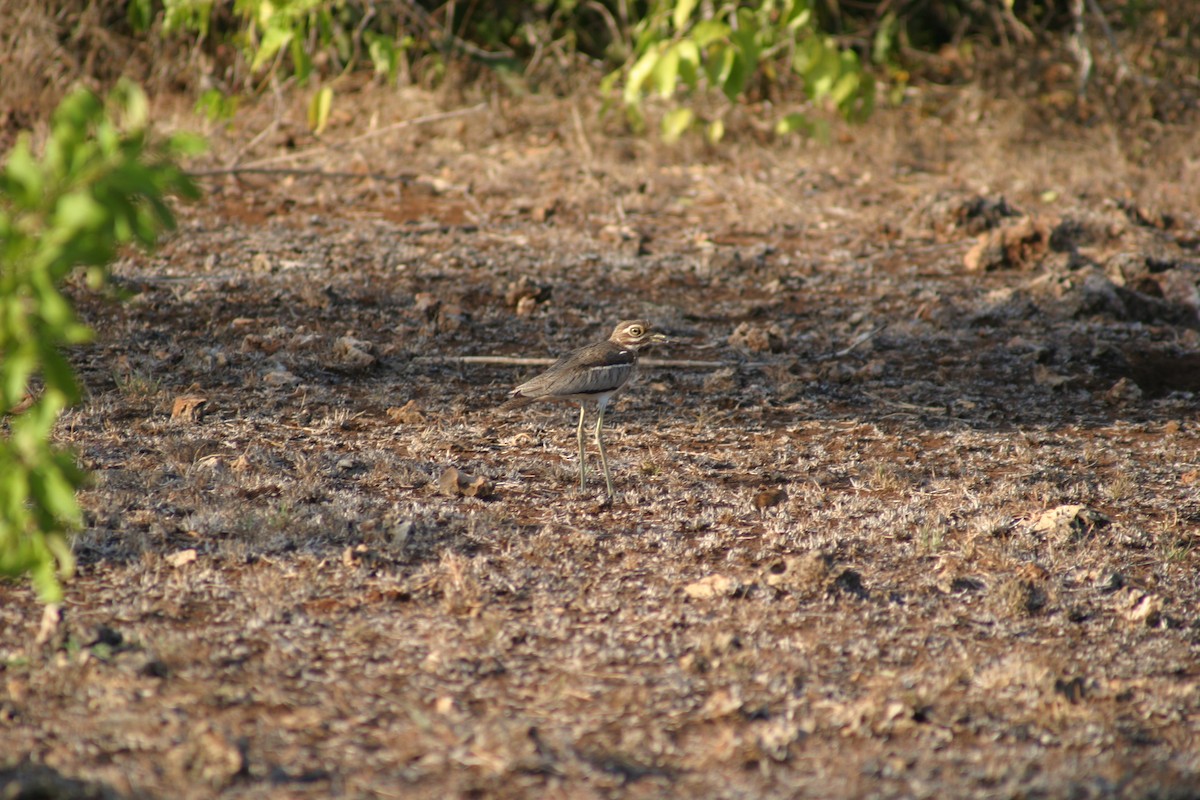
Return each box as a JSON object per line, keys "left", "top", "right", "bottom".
{"left": 594, "top": 405, "right": 614, "bottom": 498}
{"left": 575, "top": 404, "right": 587, "bottom": 491}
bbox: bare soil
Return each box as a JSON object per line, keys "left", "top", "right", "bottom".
{"left": 3, "top": 85, "right": 1200, "bottom": 799}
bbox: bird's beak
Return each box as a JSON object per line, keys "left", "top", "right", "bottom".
{"left": 651, "top": 332, "right": 669, "bottom": 345}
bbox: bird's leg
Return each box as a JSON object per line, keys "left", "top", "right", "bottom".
{"left": 594, "top": 404, "right": 614, "bottom": 498}
{"left": 576, "top": 404, "right": 587, "bottom": 492}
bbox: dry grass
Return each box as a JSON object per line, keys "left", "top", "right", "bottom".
{"left": 2, "top": 83, "right": 1200, "bottom": 799}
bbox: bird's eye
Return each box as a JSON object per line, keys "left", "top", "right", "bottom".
{"left": 629, "top": 326, "right": 643, "bottom": 336}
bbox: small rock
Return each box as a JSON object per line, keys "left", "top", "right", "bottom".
{"left": 504, "top": 276, "right": 551, "bottom": 309}
{"left": 765, "top": 551, "right": 833, "bottom": 594}
{"left": 963, "top": 216, "right": 1050, "bottom": 272}
{"left": 515, "top": 295, "right": 538, "bottom": 317}
{"left": 1103, "top": 377, "right": 1143, "bottom": 404}
{"left": 262, "top": 368, "right": 300, "bottom": 387}
{"left": 753, "top": 487, "right": 788, "bottom": 514}
{"left": 531, "top": 200, "right": 558, "bottom": 223}
{"left": 437, "top": 467, "right": 492, "bottom": 499}
{"left": 332, "top": 335, "right": 377, "bottom": 369}
{"left": 387, "top": 400, "right": 426, "bottom": 424}
{"left": 1030, "top": 504, "right": 1110, "bottom": 541}
{"left": 171, "top": 394, "right": 207, "bottom": 423}
{"left": 729, "top": 321, "right": 786, "bottom": 354}
{"left": 1118, "top": 588, "right": 1164, "bottom": 627}
{"left": 684, "top": 574, "right": 740, "bottom": 600}
{"left": 166, "top": 549, "right": 198, "bottom": 568}
{"left": 342, "top": 544, "right": 370, "bottom": 567}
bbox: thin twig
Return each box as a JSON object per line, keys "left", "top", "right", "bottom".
{"left": 413, "top": 355, "right": 730, "bottom": 369}
{"left": 188, "top": 166, "right": 417, "bottom": 182}
{"left": 228, "top": 117, "right": 281, "bottom": 170}
{"left": 229, "top": 104, "right": 488, "bottom": 171}
{"left": 1085, "top": 0, "right": 1144, "bottom": 84}
{"left": 416, "top": 326, "right": 886, "bottom": 371}
{"left": 331, "top": 102, "right": 489, "bottom": 148}
{"left": 811, "top": 323, "right": 887, "bottom": 362}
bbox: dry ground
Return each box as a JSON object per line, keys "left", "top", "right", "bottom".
{"left": 3, "top": 85, "right": 1200, "bottom": 799}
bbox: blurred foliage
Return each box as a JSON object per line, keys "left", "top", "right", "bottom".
{"left": 0, "top": 81, "right": 202, "bottom": 601}
{"left": 4, "top": 1, "right": 1193, "bottom": 137}
{"left": 602, "top": 0, "right": 875, "bottom": 141}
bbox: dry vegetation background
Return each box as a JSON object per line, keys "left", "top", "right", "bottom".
{"left": 3, "top": 4, "right": 1200, "bottom": 799}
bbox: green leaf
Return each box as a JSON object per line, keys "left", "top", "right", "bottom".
{"left": 307, "top": 86, "right": 334, "bottom": 134}
{"left": 830, "top": 70, "right": 861, "bottom": 108}
{"left": 0, "top": 464, "right": 31, "bottom": 523}
{"left": 786, "top": 7, "right": 813, "bottom": 32}
{"left": 690, "top": 20, "right": 730, "bottom": 49}
{"left": 39, "top": 342, "right": 84, "bottom": 402}
{"left": 113, "top": 81, "right": 150, "bottom": 131}
{"left": 652, "top": 45, "right": 680, "bottom": 99}
{"left": 707, "top": 118, "right": 725, "bottom": 144}
{"left": 775, "top": 112, "right": 813, "bottom": 136}
{"left": 54, "top": 191, "right": 106, "bottom": 235}
{"left": 705, "top": 44, "right": 735, "bottom": 89}
{"left": 29, "top": 275, "right": 75, "bottom": 331}
{"left": 37, "top": 460, "right": 83, "bottom": 528}
{"left": 168, "top": 131, "right": 209, "bottom": 159}
{"left": 29, "top": 546, "right": 66, "bottom": 603}
{"left": 252, "top": 26, "right": 293, "bottom": 72}
{"left": 661, "top": 108, "right": 694, "bottom": 143}
{"left": 672, "top": 0, "right": 699, "bottom": 32}
{"left": 624, "top": 103, "right": 647, "bottom": 134}
{"left": 290, "top": 34, "right": 313, "bottom": 84}
{"left": 873, "top": 11, "right": 898, "bottom": 64}
{"left": 722, "top": 51, "right": 750, "bottom": 101}
{"left": 599, "top": 68, "right": 622, "bottom": 98}
{"left": 366, "top": 33, "right": 399, "bottom": 82}
{"left": 3, "top": 137, "right": 43, "bottom": 207}
{"left": 127, "top": 0, "right": 153, "bottom": 31}
{"left": 53, "top": 90, "right": 103, "bottom": 138}
{"left": 624, "top": 48, "right": 661, "bottom": 106}
{"left": 1, "top": 342, "right": 34, "bottom": 412}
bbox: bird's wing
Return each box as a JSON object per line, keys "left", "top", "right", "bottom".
{"left": 513, "top": 342, "right": 636, "bottom": 399}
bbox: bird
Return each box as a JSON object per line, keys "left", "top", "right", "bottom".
{"left": 504, "top": 320, "right": 667, "bottom": 497}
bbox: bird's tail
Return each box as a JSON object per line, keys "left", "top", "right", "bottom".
{"left": 499, "top": 392, "right": 537, "bottom": 412}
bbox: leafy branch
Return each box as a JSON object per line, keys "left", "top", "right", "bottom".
{"left": 0, "top": 81, "right": 203, "bottom": 601}
{"left": 602, "top": 0, "right": 876, "bottom": 142}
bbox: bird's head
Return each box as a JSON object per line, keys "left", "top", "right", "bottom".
{"left": 610, "top": 320, "right": 668, "bottom": 351}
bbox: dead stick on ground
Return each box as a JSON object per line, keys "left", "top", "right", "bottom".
{"left": 413, "top": 356, "right": 731, "bottom": 369}
{"left": 221, "top": 104, "right": 488, "bottom": 172}
{"left": 189, "top": 166, "right": 418, "bottom": 181}
{"left": 417, "top": 323, "right": 888, "bottom": 371}
{"left": 415, "top": 324, "right": 886, "bottom": 371}
{"left": 811, "top": 323, "right": 887, "bottom": 362}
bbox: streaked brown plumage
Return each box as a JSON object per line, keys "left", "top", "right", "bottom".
{"left": 506, "top": 320, "right": 667, "bottom": 496}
